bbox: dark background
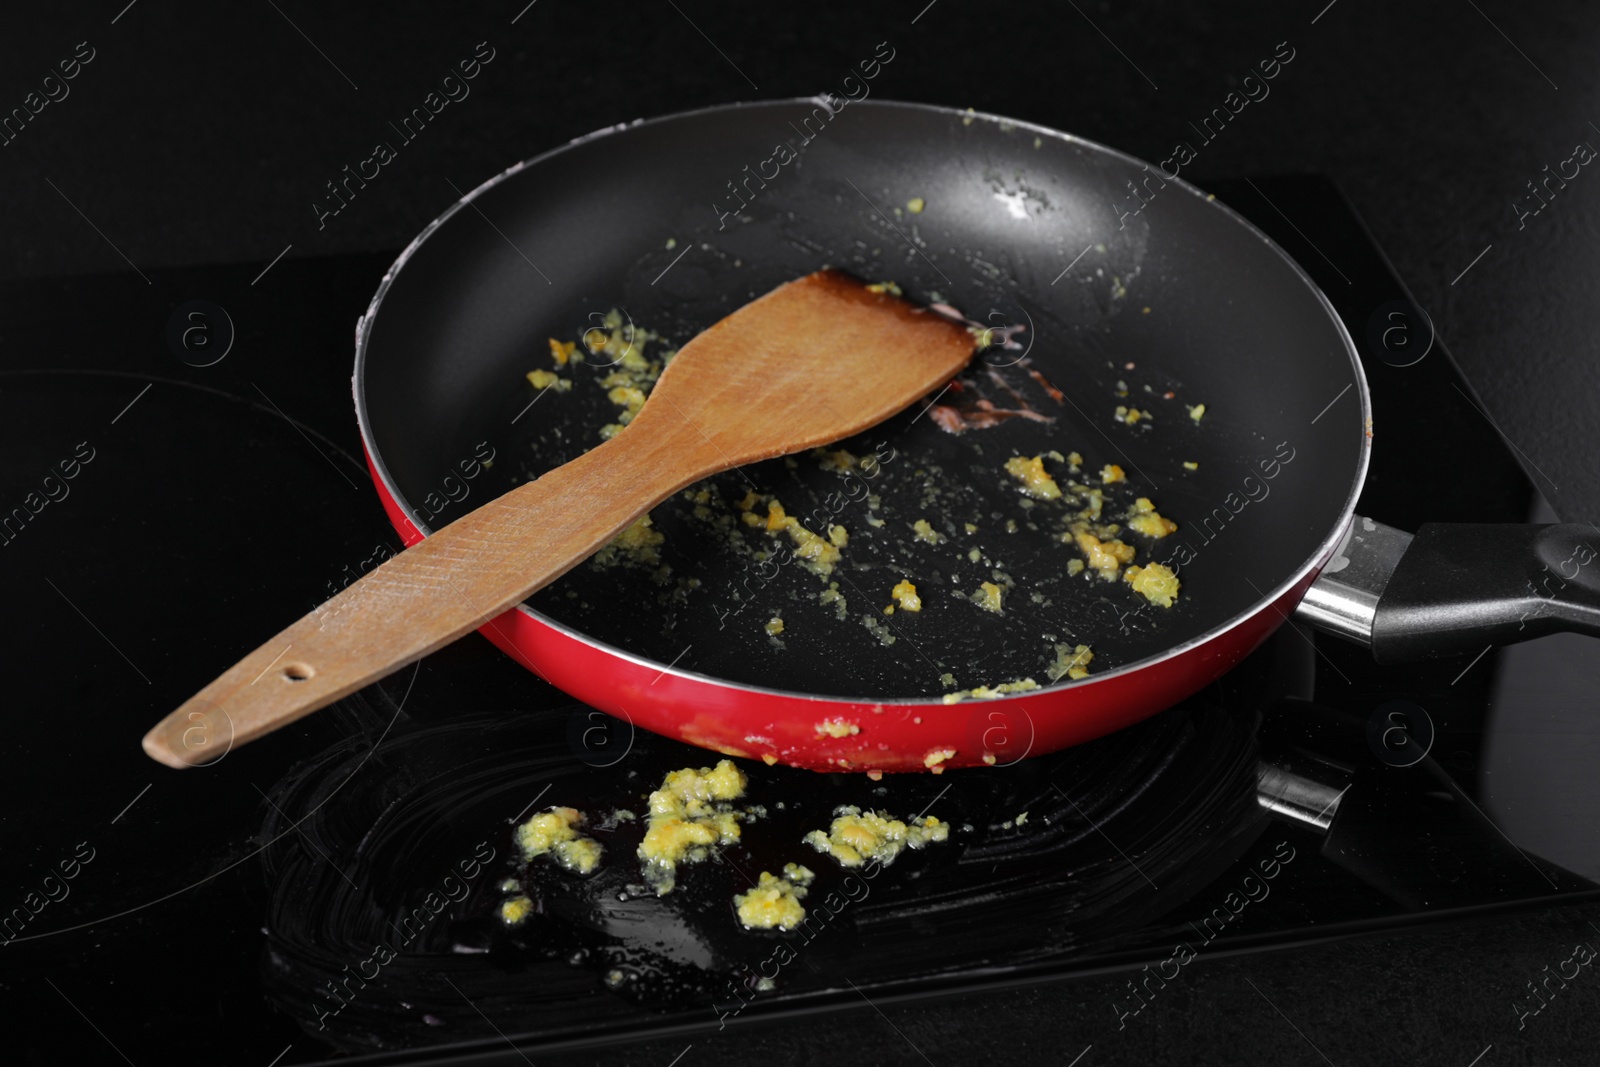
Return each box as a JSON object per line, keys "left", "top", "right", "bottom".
{"left": 3, "top": 1, "right": 1598, "bottom": 1063}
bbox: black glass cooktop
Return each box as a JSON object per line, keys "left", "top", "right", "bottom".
{"left": 2, "top": 175, "right": 1594, "bottom": 1066}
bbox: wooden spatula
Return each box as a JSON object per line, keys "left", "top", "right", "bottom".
{"left": 142, "top": 270, "right": 976, "bottom": 768}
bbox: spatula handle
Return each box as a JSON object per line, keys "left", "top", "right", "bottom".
{"left": 142, "top": 423, "right": 705, "bottom": 768}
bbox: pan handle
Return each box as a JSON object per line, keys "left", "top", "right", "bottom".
{"left": 1295, "top": 517, "right": 1600, "bottom": 662}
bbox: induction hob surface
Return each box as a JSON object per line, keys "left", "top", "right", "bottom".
{"left": 1, "top": 175, "right": 1594, "bottom": 1066}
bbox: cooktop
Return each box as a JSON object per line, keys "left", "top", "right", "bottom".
{"left": 1, "top": 174, "right": 1593, "bottom": 1066}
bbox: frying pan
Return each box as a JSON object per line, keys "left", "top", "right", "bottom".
{"left": 354, "top": 99, "right": 1600, "bottom": 774}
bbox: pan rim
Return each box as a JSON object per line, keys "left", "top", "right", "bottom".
{"left": 353, "top": 96, "right": 1372, "bottom": 709}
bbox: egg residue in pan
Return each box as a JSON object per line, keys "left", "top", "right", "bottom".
{"left": 494, "top": 302, "right": 1202, "bottom": 701}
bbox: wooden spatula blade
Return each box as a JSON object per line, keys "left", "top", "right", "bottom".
{"left": 639, "top": 269, "right": 976, "bottom": 464}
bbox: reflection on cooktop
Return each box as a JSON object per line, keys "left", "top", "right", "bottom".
{"left": 257, "top": 668, "right": 1264, "bottom": 1053}
{"left": 1483, "top": 495, "right": 1600, "bottom": 882}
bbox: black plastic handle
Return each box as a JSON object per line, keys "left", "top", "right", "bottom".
{"left": 1369, "top": 523, "right": 1600, "bottom": 663}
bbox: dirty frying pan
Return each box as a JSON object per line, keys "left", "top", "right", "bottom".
{"left": 355, "top": 99, "right": 1600, "bottom": 774}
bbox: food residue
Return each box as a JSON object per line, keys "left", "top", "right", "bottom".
{"left": 607, "top": 384, "right": 646, "bottom": 422}
{"left": 912, "top": 518, "right": 944, "bottom": 544}
{"left": 971, "top": 581, "right": 1004, "bottom": 613}
{"left": 1125, "top": 562, "right": 1181, "bottom": 607}
{"left": 499, "top": 895, "right": 534, "bottom": 926}
{"left": 891, "top": 579, "right": 922, "bottom": 612}
{"left": 638, "top": 760, "right": 749, "bottom": 894}
{"left": 592, "top": 513, "right": 665, "bottom": 568}
{"left": 1126, "top": 497, "right": 1178, "bottom": 539}
{"left": 906, "top": 197, "right": 925, "bottom": 214}
{"left": 734, "top": 864, "right": 815, "bottom": 930}
{"left": 1070, "top": 527, "right": 1136, "bottom": 579}
{"left": 861, "top": 613, "right": 896, "bottom": 645}
{"left": 586, "top": 309, "right": 671, "bottom": 440}
{"left": 1004, "top": 453, "right": 1063, "bottom": 500}
{"left": 525, "top": 368, "right": 571, "bottom": 392}
{"left": 547, "top": 337, "right": 577, "bottom": 366}
{"left": 515, "top": 807, "right": 604, "bottom": 874}
{"left": 1100, "top": 464, "right": 1126, "bottom": 484}
{"left": 765, "top": 617, "right": 785, "bottom": 636}
{"left": 1047, "top": 643, "right": 1095, "bottom": 682}
{"left": 741, "top": 496, "right": 842, "bottom": 577}
{"left": 816, "top": 448, "right": 856, "bottom": 472}
{"left": 1188, "top": 403, "right": 1206, "bottom": 422}
{"left": 803, "top": 806, "right": 949, "bottom": 866}
{"left": 815, "top": 717, "right": 860, "bottom": 738}
{"left": 941, "top": 677, "right": 1042, "bottom": 704}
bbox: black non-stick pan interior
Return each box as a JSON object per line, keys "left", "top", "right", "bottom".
{"left": 359, "top": 100, "right": 1365, "bottom": 700}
